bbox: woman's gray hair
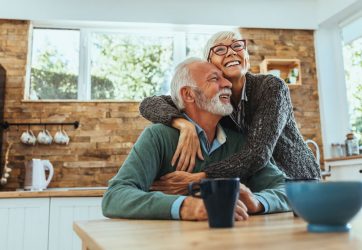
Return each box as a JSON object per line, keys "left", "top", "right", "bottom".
{"left": 170, "top": 57, "right": 203, "bottom": 110}
{"left": 202, "top": 30, "right": 243, "bottom": 61}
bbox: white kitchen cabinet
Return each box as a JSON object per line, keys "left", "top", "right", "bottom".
{"left": 48, "top": 197, "right": 105, "bottom": 250}
{"left": 0, "top": 198, "right": 50, "bottom": 250}
{"left": 325, "top": 157, "right": 362, "bottom": 181}
{"left": 0, "top": 195, "right": 104, "bottom": 250}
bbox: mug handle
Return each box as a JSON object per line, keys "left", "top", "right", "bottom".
{"left": 188, "top": 182, "right": 202, "bottom": 198}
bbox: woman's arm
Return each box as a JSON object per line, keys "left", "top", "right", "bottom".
{"left": 139, "top": 95, "right": 203, "bottom": 171}
{"left": 205, "top": 78, "right": 291, "bottom": 179}
{"left": 139, "top": 95, "right": 183, "bottom": 125}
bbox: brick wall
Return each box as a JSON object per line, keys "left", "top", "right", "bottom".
{"left": 0, "top": 20, "right": 323, "bottom": 190}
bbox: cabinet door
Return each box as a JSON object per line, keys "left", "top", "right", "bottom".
{"left": 48, "top": 197, "right": 105, "bottom": 250}
{"left": 0, "top": 198, "right": 50, "bottom": 250}
{"left": 326, "top": 158, "right": 362, "bottom": 181}
{"left": 329, "top": 165, "right": 362, "bottom": 181}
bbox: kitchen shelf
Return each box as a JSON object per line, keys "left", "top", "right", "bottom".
{"left": 260, "top": 58, "right": 302, "bottom": 86}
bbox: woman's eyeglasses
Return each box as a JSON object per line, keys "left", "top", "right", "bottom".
{"left": 207, "top": 39, "right": 247, "bottom": 61}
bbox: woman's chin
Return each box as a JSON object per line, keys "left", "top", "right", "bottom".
{"left": 223, "top": 70, "right": 243, "bottom": 80}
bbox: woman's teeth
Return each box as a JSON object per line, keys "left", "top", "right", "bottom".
{"left": 225, "top": 61, "right": 240, "bottom": 67}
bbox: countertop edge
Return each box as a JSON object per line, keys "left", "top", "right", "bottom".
{"left": 324, "top": 155, "right": 362, "bottom": 162}
{"left": 0, "top": 189, "right": 106, "bottom": 198}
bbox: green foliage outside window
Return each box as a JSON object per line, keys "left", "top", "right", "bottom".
{"left": 30, "top": 32, "right": 173, "bottom": 101}
{"left": 30, "top": 47, "right": 78, "bottom": 99}
{"left": 90, "top": 33, "right": 173, "bottom": 100}
{"left": 344, "top": 39, "right": 362, "bottom": 145}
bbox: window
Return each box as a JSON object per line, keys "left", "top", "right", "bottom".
{"left": 343, "top": 36, "right": 362, "bottom": 144}
{"left": 186, "top": 33, "right": 211, "bottom": 58}
{"left": 90, "top": 32, "right": 173, "bottom": 100}
{"left": 30, "top": 28, "right": 80, "bottom": 99}
{"left": 28, "top": 23, "right": 232, "bottom": 101}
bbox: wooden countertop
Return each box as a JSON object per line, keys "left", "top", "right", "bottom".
{"left": 73, "top": 212, "right": 362, "bottom": 250}
{"left": 325, "top": 154, "right": 362, "bottom": 162}
{"left": 0, "top": 187, "right": 106, "bottom": 198}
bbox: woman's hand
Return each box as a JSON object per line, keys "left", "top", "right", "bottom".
{"left": 171, "top": 118, "right": 204, "bottom": 172}
{"left": 238, "top": 184, "right": 264, "bottom": 214}
{"left": 150, "top": 171, "right": 206, "bottom": 195}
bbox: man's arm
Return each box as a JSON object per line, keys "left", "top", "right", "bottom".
{"left": 102, "top": 127, "right": 181, "bottom": 219}
{"left": 246, "top": 162, "right": 291, "bottom": 213}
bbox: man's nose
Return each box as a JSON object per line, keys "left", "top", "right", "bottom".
{"left": 220, "top": 78, "right": 232, "bottom": 88}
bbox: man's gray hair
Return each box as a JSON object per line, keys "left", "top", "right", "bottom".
{"left": 170, "top": 57, "right": 203, "bottom": 110}
{"left": 203, "top": 30, "right": 243, "bottom": 61}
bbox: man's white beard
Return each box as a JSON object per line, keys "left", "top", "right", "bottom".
{"left": 195, "top": 89, "right": 233, "bottom": 116}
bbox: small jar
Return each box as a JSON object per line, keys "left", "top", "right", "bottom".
{"left": 345, "top": 132, "right": 359, "bottom": 156}
{"left": 331, "top": 143, "right": 337, "bottom": 158}
{"left": 332, "top": 143, "right": 343, "bottom": 157}
{"left": 340, "top": 144, "right": 346, "bottom": 157}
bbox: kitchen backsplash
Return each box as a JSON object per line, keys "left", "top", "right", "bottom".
{"left": 0, "top": 19, "right": 322, "bottom": 190}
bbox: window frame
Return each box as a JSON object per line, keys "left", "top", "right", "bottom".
{"left": 26, "top": 21, "right": 235, "bottom": 101}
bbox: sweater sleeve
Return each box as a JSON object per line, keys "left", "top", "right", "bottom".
{"left": 139, "top": 95, "right": 184, "bottom": 126}
{"left": 205, "top": 77, "right": 291, "bottom": 179}
{"left": 247, "top": 162, "right": 291, "bottom": 213}
{"left": 101, "top": 127, "right": 180, "bottom": 219}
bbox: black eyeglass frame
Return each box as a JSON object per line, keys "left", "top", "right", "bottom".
{"left": 207, "top": 39, "right": 247, "bottom": 61}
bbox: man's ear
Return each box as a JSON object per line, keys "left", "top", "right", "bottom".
{"left": 180, "top": 86, "right": 195, "bottom": 104}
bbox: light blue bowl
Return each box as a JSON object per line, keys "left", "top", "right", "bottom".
{"left": 285, "top": 181, "right": 362, "bottom": 233}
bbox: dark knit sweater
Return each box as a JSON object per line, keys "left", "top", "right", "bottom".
{"left": 139, "top": 72, "right": 321, "bottom": 179}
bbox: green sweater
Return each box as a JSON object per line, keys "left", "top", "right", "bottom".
{"left": 102, "top": 124, "right": 290, "bottom": 219}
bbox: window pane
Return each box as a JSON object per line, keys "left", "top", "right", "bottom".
{"left": 30, "top": 28, "right": 79, "bottom": 99}
{"left": 343, "top": 37, "right": 362, "bottom": 143}
{"left": 186, "top": 33, "right": 212, "bottom": 59}
{"left": 90, "top": 32, "right": 173, "bottom": 100}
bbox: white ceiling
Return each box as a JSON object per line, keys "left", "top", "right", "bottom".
{"left": 0, "top": 0, "right": 361, "bottom": 29}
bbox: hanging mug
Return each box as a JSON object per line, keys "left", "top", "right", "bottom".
{"left": 20, "top": 129, "right": 37, "bottom": 146}
{"left": 37, "top": 129, "right": 53, "bottom": 145}
{"left": 54, "top": 128, "right": 70, "bottom": 145}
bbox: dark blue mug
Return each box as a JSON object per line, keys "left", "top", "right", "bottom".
{"left": 188, "top": 178, "right": 240, "bottom": 228}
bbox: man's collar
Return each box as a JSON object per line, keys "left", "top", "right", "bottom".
{"left": 183, "top": 113, "right": 226, "bottom": 145}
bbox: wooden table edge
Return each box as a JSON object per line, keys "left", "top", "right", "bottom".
{"left": 73, "top": 221, "right": 104, "bottom": 250}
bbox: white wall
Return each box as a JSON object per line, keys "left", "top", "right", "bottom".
{"left": 315, "top": 0, "right": 362, "bottom": 157}
{"left": 342, "top": 12, "right": 362, "bottom": 43}
{"left": 315, "top": 27, "right": 350, "bottom": 158}
{"left": 317, "top": 0, "right": 358, "bottom": 24}
{"left": 0, "top": 0, "right": 318, "bottom": 29}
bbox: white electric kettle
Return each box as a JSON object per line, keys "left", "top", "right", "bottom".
{"left": 24, "top": 159, "right": 54, "bottom": 191}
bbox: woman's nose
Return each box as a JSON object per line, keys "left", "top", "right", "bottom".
{"left": 225, "top": 47, "right": 237, "bottom": 56}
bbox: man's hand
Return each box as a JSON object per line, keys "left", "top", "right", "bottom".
{"left": 151, "top": 171, "right": 206, "bottom": 195}
{"left": 181, "top": 196, "right": 249, "bottom": 221}
{"left": 180, "top": 197, "right": 207, "bottom": 221}
{"left": 235, "top": 199, "right": 249, "bottom": 221}
{"left": 238, "top": 184, "right": 264, "bottom": 214}
{"left": 171, "top": 118, "right": 204, "bottom": 172}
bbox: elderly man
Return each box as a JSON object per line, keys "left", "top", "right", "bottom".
{"left": 102, "top": 58, "right": 290, "bottom": 221}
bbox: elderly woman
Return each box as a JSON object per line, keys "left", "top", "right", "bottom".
{"left": 139, "top": 31, "right": 320, "bottom": 185}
